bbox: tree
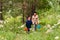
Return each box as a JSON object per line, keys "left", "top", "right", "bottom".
{"left": 22, "top": 0, "right": 27, "bottom": 23}
{"left": 31, "top": 0, "right": 37, "bottom": 16}
{"left": 0, "top": 0, "right": 3, "bottom": 20}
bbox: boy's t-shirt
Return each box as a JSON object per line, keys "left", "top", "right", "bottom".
{"left": 26, "top": 20, "right": 32, "bottom": 28}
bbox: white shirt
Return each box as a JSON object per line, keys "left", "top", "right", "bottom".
{"left": 32, "top": 15, "right": 39, "bottom": 24}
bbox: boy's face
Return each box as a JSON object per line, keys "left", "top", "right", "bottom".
{"left": 28, "top": 17, "right": 31, "bottom": 20}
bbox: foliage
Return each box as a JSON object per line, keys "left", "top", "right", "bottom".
{"left": 15, "top": 25, "right": 60, "bottom": 40}
{"left": 37, "top": 8, "right": 60, "bottom": 25}
{"left": 0, "top": 0, "right": 60, "bottom": 40}
{"left": 3, "top": 16, "right": 23, "bottom": 33}
{"left": 0, "top": 31, "right": 16, "bottom": 40}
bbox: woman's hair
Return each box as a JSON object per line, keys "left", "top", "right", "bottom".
{"left": 34, "top": 12, "right": 37, "bottom": 13}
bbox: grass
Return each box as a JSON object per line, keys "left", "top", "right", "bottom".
{"left": 2, "top": 11, "right": 60, "bottom": 40}
{"left": 1, "top": 25, "right": 60, "bottom": 40}
{"left": 2, "top": 5, "right": 60, "bottom": 40}
{"left": 14, "top": 11, "right": 60, "bottom": 40}
{"left": 0, "top": 31, "right": 16, "bottom": 40}
{"left": 15, "top": 25, "right": 60, "bottom": 40}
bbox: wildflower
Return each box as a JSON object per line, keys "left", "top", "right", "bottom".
{"left": 4, "top": 38, "right": 7, "bottom": 40}
{"left": 48, "top": 1, "right": 53, "bottom": 8}
{"left": 10, "top": 27, "right": 13, "bottom": 30}
{"left": 48, "top": 15, "right": 52, "bottom": 19}
{"left": 20, "top": 24, "right": 25, "bottom": 28}
{"left": 9, "top": 1, "right": 12, "bottom": 4}
{"left": 0, "top": 20, "right": 3, "bottom": 24}
{"left": 57, "top": 20, "right": 60, "bottom": 25}
{"left": 7, "top": 10, "right": 11, "bottom": 14}
{"left": 56, "top": 15, "right": 60, "bottom": 18}
{"left": 57, "top": 22, "right": 60, "bottom": 25}
{"left": 0, "top": 36, "right": 1, "bottom": 38}
{"left": 7, "top": 18, "right": 10, "bottom": 20}
{"left": 0, "top": 24, "right": 4, "bottom": 28}
{"left": 59, "top": 26, "right": 60, "bottom": 28}
{"left": 0, "top": 11, "right": 2, "bottom": 13}
{"left": 18, "top": 27, "right": 20, "bottom": 28}
{"left": 50, "top": 27, "right": 52, "bottom": 29}
{"left": 47, "top": 24, "right": 51, "bottom": 29}
{"left": 4, "top": 21, "right": 7, "bottom": 24}
{"left": 5, "top": 20, "right": 9, "bottom": 23}
{"left": 32, "top": 28, "right": 35, "bottom": 31}
{"left": 52, "top": 26, "right": 55, "bottom": 28}
{"left": 46, "top": 29, "right": 53, "bottom": 34}
{"left": 55, "top": 36, "right": 59, "bottom": 40}
{"left": 30, "top": 28, "right": 32, "bottom": 30}
{"left": 1, "top": 36, "right": 4, "bottom": 40}
{"left": 54, "top": 24, "right": 57, "bottom": 26}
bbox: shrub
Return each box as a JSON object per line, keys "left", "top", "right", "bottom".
{"left": 0, "top": 31, "right": 16, "bottom": 40}
{"left": 3, "top": 16, "right": 23, "bottom": 33}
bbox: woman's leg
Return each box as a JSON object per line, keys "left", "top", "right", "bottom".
{"left": 35, "top": 24, "right": 37, "bottom": 31}
{"left": 35, "top": 22, "right": 38, "bottom": 31}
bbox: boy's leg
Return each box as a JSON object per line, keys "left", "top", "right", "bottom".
{"left": 27, "top": 28, "right": 30, "bottom": 34}
{"left": 28, "top": 28, "right": 30, "bottom": 32}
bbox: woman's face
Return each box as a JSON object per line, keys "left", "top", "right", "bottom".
{"left": 34, "top": 13, "right": 36, "bottom": 16}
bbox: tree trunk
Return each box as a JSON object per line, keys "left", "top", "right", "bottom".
{"left": 31, "top": 3, "right": 36, "bottom": 16}
{"left": 22, "top": 0, "right": 27, "bottom": 24}
{"left": 0, "top": 0, "right": 3, "bottom": 20}
{"left": 31, "top": 0, "right": 37, "bottom": 16}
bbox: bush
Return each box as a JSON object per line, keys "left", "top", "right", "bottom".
{"left": 3, "top": 16, "right": 23, "bottom": 33}
{"left": 0, "top": 31, "right": 16, "bottom": 40}
{"left": 40, "top": 15, "right": 57, "bottom": 25}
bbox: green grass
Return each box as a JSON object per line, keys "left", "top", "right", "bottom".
{"left": 3, "top": 11, "right": 60, "bottom": 40}
{"left": 14, "top": 26, "right": 60, "bottom": 40}
{"left": 1, "top": 25, "right": 59, "bottom": 40}
{"left": 0, "top": 31, "right": 16, "bottom": 40}
{"left": 2, "top": 4, "right": 60, "bottom": 40}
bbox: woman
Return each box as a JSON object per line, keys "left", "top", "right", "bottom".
{"left": 32, "top": 12, "right": 39, "bottom": 31}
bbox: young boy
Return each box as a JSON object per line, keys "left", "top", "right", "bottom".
{"left": 26, "top": 16, "right": 32, "bottom": 33}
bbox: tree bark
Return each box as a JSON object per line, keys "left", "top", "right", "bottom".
{"left": 31, "top": 0, "right": 37, "bottom": 16}
{"left": 22, "top": 0, "right": 27, "bottom": 24}
{"left": 0, "top": 0, "right": 3, "bottom": 20}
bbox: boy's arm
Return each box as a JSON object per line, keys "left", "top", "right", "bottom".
{"left": 26, "top": 21, "right": 27, "bottom": 26}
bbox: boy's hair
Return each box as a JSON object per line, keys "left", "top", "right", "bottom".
{"left": 27, "top": 16, "right": 30, "bottom": 19}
